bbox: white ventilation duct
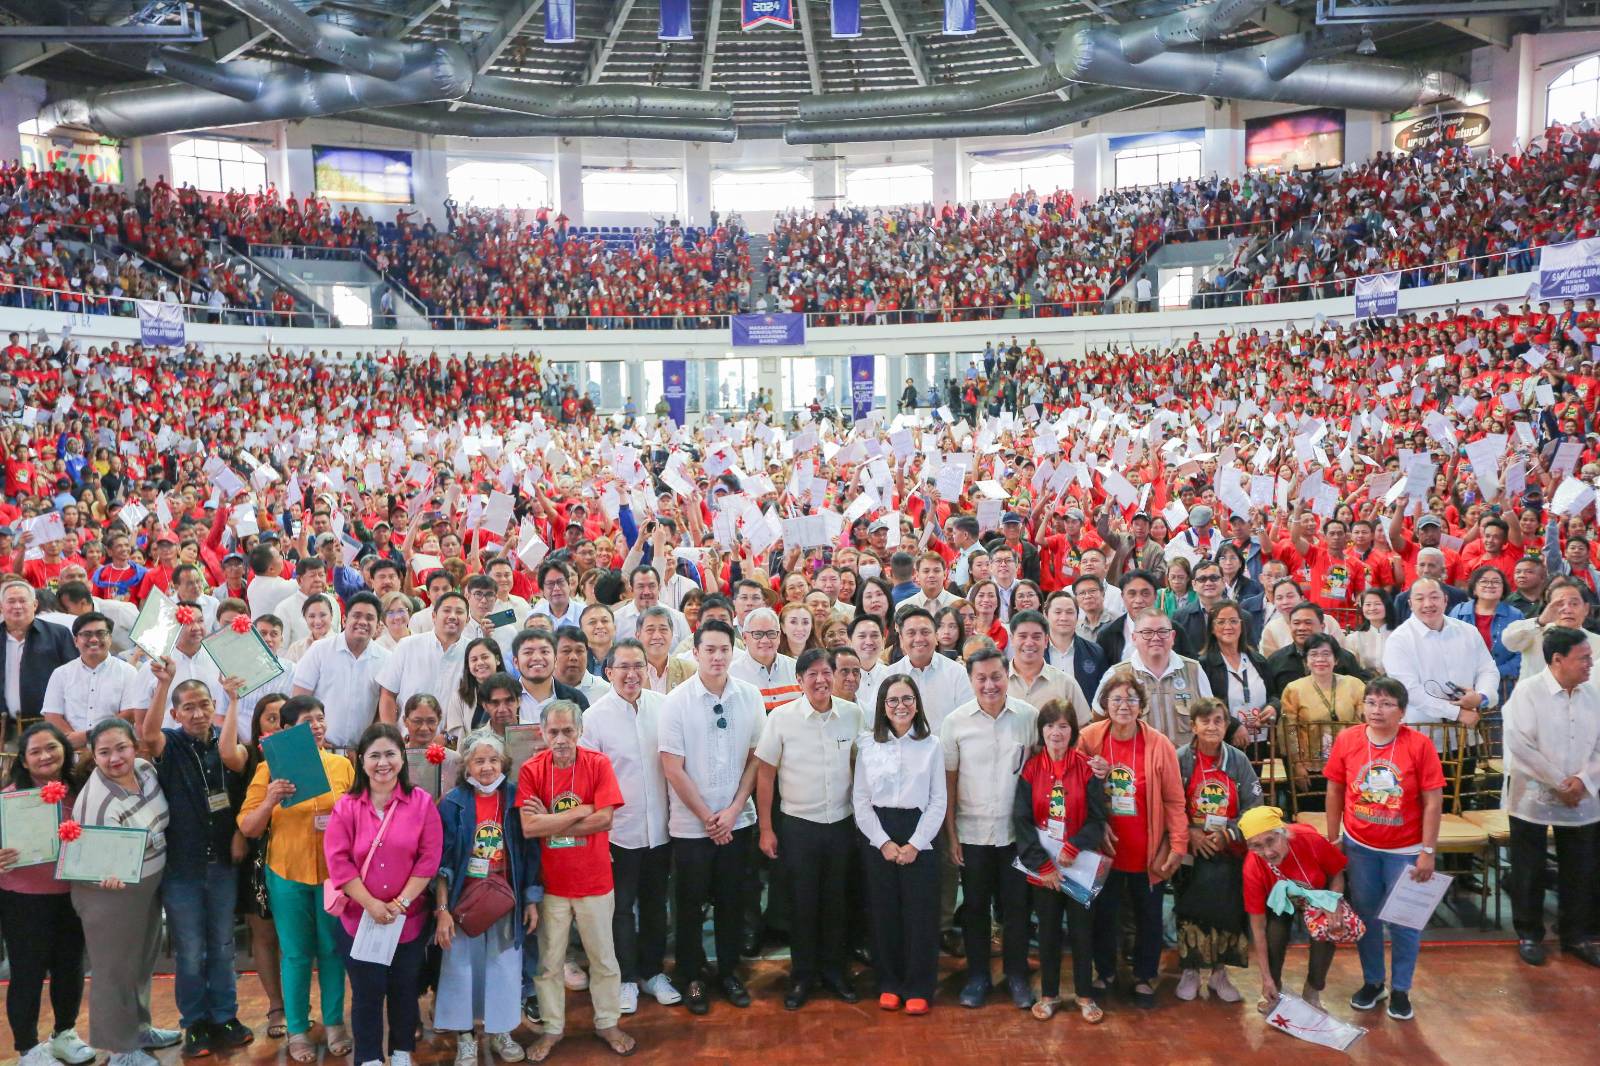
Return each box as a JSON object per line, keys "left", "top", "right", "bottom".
{"left": 357, "top": 105, "right": 738, "bottom": 143}
{"left": 463, "top": 76, "right": 734, "bottom": 121}
{"left": 219, "top": 0, "right": 418, "bottom": 80}
{"left": 785, "top": 88, "right": 1148, "bottom": 143}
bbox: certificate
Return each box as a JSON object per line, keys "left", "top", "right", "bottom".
{"left": 202, "top": 626, "right": 287, "bottom": 697}
{"left": 406, "top": 749, "right": 443, "bottom": 799}
{"left": 504, "top": 724, "right": 545, "bottom": 782}
{"left": 129, "top": 588, "right": 181, "bottom": 660}
{"left": 55, "top": 825, "right": 148, "bottom": 884}
{"left": 260, "top": 722, "right": 333, "bottom": 808}
{"left": 1377, "top": 870, "right": 1452, "bottom": 931}
{"left": 0, "top": 788, "right": 62, "bottom": 867}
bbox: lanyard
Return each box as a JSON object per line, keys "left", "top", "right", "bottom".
{"left": 1308, "top": 675, "right": 1342, "bottom": 721}
{"left": 1225, "top": 655, "right": 1253, "bottom": 706}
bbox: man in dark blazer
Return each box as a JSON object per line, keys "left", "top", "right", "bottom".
{"left": 1098, "top": 570, "right": 1194, "bottom": 664}
{"left": 0, "top": 580, "right": 77, "bottom": 738}
{"left": 1264, "top": 602, "right": 1373, "bottom": 700}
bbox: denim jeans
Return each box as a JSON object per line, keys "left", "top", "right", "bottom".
{"left": 162, "top": 863, "right": 240, "bottom": 1029}
{"left": 1343, "top": 838, "right": 1423, "bottom": 991}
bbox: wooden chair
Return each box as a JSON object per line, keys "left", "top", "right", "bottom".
{"left": 1283, "top": 719, "right": 1358, "bottom": 832}
{"left": 1458, "top": 718, "right": 1514, "bottom": 929}
{"left": 1418, "top": 723, "right": 1494, "bottom": 930}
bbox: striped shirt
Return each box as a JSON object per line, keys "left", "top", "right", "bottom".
{"left": 72, "top": 759, "right": 169, "bottom": 882}
{"left": 729, "top": 650, "right": 799, "bottom": 713}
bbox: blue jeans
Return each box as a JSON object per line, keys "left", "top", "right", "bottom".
{"left": 1343, "top": 839, "right": 1422, "bottom": 991}
{"left": 162, "top": 863, "right": 240, "bottom": 1029}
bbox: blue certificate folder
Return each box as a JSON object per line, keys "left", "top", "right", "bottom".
{"left": 260, "top": 722, "right": 332, "bottom": 808}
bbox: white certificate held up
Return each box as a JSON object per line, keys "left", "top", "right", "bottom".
{"left": 350, "top": 909, "right": 405, "bottom": 965}
{"left": 1377, "top": 870, "right": 1452, "bottom": 931}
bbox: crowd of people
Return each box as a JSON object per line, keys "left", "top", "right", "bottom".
{"left": 1, "top": 127, "right": 1599, "bottom": 1066}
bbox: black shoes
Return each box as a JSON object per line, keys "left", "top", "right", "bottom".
{"left": 819, "top": 973, "right": 859, "bottom": 1004}
{"left": 1349, "top": 982, "right": 1388, "bottom": 1011}
{"left": 783, "top": 980, "right": 810, "bottom": 1011}
{"left": 181, "top": 1027, "right": 212, "bottom": 1060}
{"left": 1563, "top": 941, "right": 1600, "bottom": 968}
{"left": 1518, "top": 939, "right": 1548, "bottom": 966}
{"left": 210, "top": 1019, "right": 254, "bottom": 1049}
{"left": 940, "top": 930, "right": 966, "bottom": 958}
{"left": 684, "top": 980, "right": 711, "bottom": 1016}
{"left": 720, "top": 974, "right": 752, "bottom": 1008}
{"left": 1386, "top": 990, "right": 1414, "bottom": 1021}
{"left": 1007, "top": 975, "right": 1036, "bottom": 1010}
{"left": 958, "top": 976, "right": 991, "bottom": 1008}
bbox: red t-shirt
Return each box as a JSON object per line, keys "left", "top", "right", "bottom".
{"left": 472, "top": 792, "right": 507, "bottom": 874}
{"left": 1322, "top": 726, "right": 1445, "bottom": 851}
{"left": 515, "top": 747, "right": 624, "bottom": 898}
{"left": 1185, "top": 750, "right": 1238, "bottom": 824}
{"left": 1104, "top": 730, "right": 1148, "bottom": 874}
{"left": 1242, "top": 823, "right": 1348, "bottom": 915}
{"left": 1472, "top": 611, "right": 1495, "bottom": 652}
{"left": 1303, "top": 543, "right": 1366, "bottom": 625}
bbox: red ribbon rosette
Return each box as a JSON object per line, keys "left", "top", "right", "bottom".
{"left": 39, "top": 780, "right": 68, "bottom": 804}
{"left": 231, "top": 614, "right": 253, "bottom": 634}
{"left": 175, "top": 606, "right": 198, "bottom": 625}
{"left": 58, "top": 819, "right": 82, "bottom": 843}
{"left": 425, "top": 744, "right": 448, "bottom": 765}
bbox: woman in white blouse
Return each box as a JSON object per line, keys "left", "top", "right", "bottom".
{"left": 1340, "top": 589, "right": 1394, "bottom": 675}
{"left": 852, "top": 675, "right": 947, "bottom": 1017}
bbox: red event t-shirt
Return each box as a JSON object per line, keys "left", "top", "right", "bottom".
{"left": 1242, "top": 823, "right": 1349, "bottom": 915}
{"left": 1104, "top": 730, "right": 1148, "bottom": 874}
{"left": 1322, "top": 726, "right": 1445, "bottom": 851}
{"left": 1186, "top": 750, "right": 1238, "bottom": 824}
{"left": 515, "top": 747, "right": 624, "bottom": 898}
{"left": 472, "top": 791, "right": 507, "bottom": 875}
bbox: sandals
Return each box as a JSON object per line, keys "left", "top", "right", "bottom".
{"left": 325, "top": 1025, "right": 353, "bottom": 1057}
{"left": 266, "top": 1009, "right": 287, "bottom": 1040}
{"left": 287, "top": 1034, "right": 316, "bottom": 1063}
{"left": 527, "top": 1035, "right": 563, "bottom": 1063}
{"left": 1078, "top": 998, "right": 1104, "bottom": 1024}
{"left": 1030, "top": 996, "right": 1059, "bottom": 1021}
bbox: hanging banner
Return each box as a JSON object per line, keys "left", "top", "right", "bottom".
{"left": 943, "top": 0, "right": 975, "bottom": 35}
{"left": 659, "top": 0, "right": 693, "bottom": 41}
{"left": 545, "top": 0, "right": 575, "bottom": 42}
{"left": 1353, "top": 271, "right": 1400, "bottom": 320}
{"left": 136, "top": 300, "right": 185, "bottom": 348}
{"left": 741, "top": 0, "right": 793, "bottom": 30}
{"left": 850, "top": 355, "right": 875, "bottom": 422}
{"left": 732, "top": 312, "right": 805, "bottom": 347}
{"left": 662, "top": 360, "right": 687, "bottom": 426}
{"left": 831, "top": 0, "right": 860, "bottom": 38}
{"left": 1538, "top": 239, "right": 1600, "bottom": 301}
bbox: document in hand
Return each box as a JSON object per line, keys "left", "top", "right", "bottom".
{"left": 1012, "top": 829, "right": 1112, "bottom": 907}
{"left": 1377, "top": 870, "right": 1453, "bottom": 931}
{"left": 260, "top": 722, "right": 333, "bottom": 809}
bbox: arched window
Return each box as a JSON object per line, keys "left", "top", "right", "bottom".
{"left": 1548, "top": 55, "right": 1600, "bottom": 127}
{"left": 711, "top": 169, "right": 812, "bottom": 213}
{"left": 583, "top": 170, "right": 679, "bottom": 215}
{"left": 171, "top": 138, "right": 268, "bottom": 193}
{"left": 447, "top": 160, "right": 550, "bottom": 209}
{"left": 846, "top": 164, "right": 932, "bottom": 208}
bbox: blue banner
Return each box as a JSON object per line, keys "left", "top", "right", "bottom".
{"left": 1353, "top": 271, "right": 1400, "bottom": 320}
{"left": 662, "top": 360, "right": 687, "bottom": 426}
{"left": 943, "top": 0, "right": 974, "bottom": 35}
{"left": 731, "top": 312, "right": 805, "bottom": 347}
{"left": 1539, "top": 239, "right": 1600, "bottom": 301}
{"left": 659, "top": 0, "right": 693, "bottom": 41}
{"left": 545, "top": 0, "right": 575, "bottom": 42}
{"left": 831, "top": 0, "right": 860, "bottom": 37}
{"left": 741, "top": 0, "right": 793, "bottom": 30}
{"left": 850, "top": 355, "right": 874, "bottom": 422}
{"left": 137, "top": 300, "right": 184, "bottom": 347}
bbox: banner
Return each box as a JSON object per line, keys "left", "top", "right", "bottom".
{"left": 850, "top": 355, "right": 874, "bottom": 421}
{"left": 1354, "top": 271, "right": 1400, "bottom": 320}
{"left": 943, "top": 0, "right": 975, "bottom": 35}
{"left": 312, "top": 146, "right": 413, "bottom": 205}
{"left": 662, "top": 360, "right": 687, "bottom": 426}
{"left": 741, "top": 0, "right": 793, "bottom": 30}
{"left": 659, "top": 0, "right": 692, "bottom": 41}
{"left": 1391, "top": 108, "right": 1491, "bottom": 153}
{"left": 137, "top": 300, "right": 185, "bottom": 348}
{"left": 830, "top": 0, "right": 860, "bottom": 37}
{"left": 732, "top": 312, "right": 805, "bottom": 347}
{"left": 1245, "top": 107, "right": 1345, "bottom": 172}
{"left": 1538, "top": 239, "right": 1600, "bottom": 301}
{"left": 545, "top": 0, "right": 575, "bottom": 43}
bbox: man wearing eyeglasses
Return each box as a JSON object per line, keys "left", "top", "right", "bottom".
{"left": 729, "top": 607, "right": 798, "bottom": 713}
{"left": 1093, "top": 608, "right": 1212, "bottom": 745}
{"left": 657, "top": 619, "right": 764, "bottom": 1016}
{"left": 41, "top": 610, "right": 135, "bottom": 749}
{"left": 1174, "top": 560, "right": 1261, "bottom": 651}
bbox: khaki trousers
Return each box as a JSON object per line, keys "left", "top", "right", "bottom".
{"left": 536, "top": 892, "right": 622, "bottom": 1035}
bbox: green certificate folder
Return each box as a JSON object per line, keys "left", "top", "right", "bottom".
{"left": 0, "top": 788, "right": 61, "bottom": 867}
{"left": 202, "top": 626, "right": 287, "bottom": 697}
{"left": 260, "top": 722, "right": 333, "bottom": 808}
{"left": 56, "top": 825, "right": 149, "bottom": 883}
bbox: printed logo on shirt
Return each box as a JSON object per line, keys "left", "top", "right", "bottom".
{"left": 472, "top": 818, "right": 505, "bottom": 867}
{"left": 1108, "top": 763, "right": 1137, "bottom": 816}
{"left": 1194, "top": 779, "right": 1230, "bottom": 817}
{"left": 1352, "top": 759, "right": 1404, "bottom": 826}
{"left": 1048, "top": 782, "right": 1065, "bottom": 821}
{"left": 1323, "top": 564, "right": 1350, "bottom": 602}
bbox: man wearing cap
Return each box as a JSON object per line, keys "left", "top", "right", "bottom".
{"left": 1097, "top": 509, "right": 1164, "bottom": 585}
{"left": 1240, "top": 806, "right": 1348, "bottom": 1010}
{"left": 314, "top": 532, "right": 368, "bottom": 603}
{"left": 1387, "top": 506, "right": 1460, "bottom": 587}
{"left": 134, "top": 533, "right": 181, "bottom": 601}
{"left": 1177, "top": 505, "right": 1222, "bottom": 558}
{"left": 998, "top": 511, "right": 1041, "bottom": 584}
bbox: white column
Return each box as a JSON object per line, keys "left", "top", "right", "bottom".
{"left": 931, "top": 137, "right": 961, "bottom": 205}
{"left": 1071, "top": 133, "right": 1102, "bottom": 204}
{"left": 0, "top": 77, "right": 44, "bottom": 171}
{"left": 1202, "top": 100, "right": 1243, "bottom": 181}
{"left": 812, "top": 146, "right": 842, "bottom": 212}
{"left": 554, "top": 138, "right": 583, "bottom": 224}
{"left": 1489, "top": 33, "right": 1534, "bottom": 154}
{"left": 682, "top": 140, "right": 711, "bottom": 225}
{"left": 132, "top": 136, "right": 171, "bottom": 187}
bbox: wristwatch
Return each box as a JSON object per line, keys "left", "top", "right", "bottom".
{"left": 397, "top": 895, "right": 413, "bottom": 908}
{"left": 1419, "top": 846, "right": 1436, "bottom": 855}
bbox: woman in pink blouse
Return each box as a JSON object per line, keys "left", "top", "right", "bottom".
{"left": 324, "top": 723, "right": 443, "bottom": 1066}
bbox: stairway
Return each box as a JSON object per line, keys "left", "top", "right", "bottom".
{"left": 745, "top": 233, "right": 772, "bottom": 310}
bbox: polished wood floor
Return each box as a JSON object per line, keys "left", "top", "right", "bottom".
{"left": 8, "top": 943, "right": 1594, "bottom": 1066}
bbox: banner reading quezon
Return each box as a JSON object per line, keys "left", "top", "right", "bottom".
{"left": 1353, "top": 272, "right": 1400, "bottom": 320}
{"left": 1538, "top": 239, "right": 1600, "bottom": 301}
{"left": 850, "top": 355, "right": 875, "bottom": 421}
{"left": 732, "top": 312, "right": 805, "bottom": 347}
{"left": 741, "top": 0, "right": 793, "bottom": 30}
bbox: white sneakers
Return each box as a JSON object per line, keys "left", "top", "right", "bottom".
{"left": 107, "top": 1053, "right": 158, "bottom": 1066}
{"left": 391, "top": 1052, "right": 413, "bottom": 1066}
{"left": 486, "top": 1033, "right": 525, "bottom": 1062}
{"left": 454, "top": 1034, "right": 479, "bottom": 1066}
{"left": 618, "top": 983, "right": 639, "bottom": 1015}
{"left": 136, "top": 1027, "right": 180, "bottom": 1051}
{"left": 562, "top": 961, "right": 589, "bottom": 991}
{"left": 48, "top": 1031, "right": 94, "bottom": 1066}
{"left": 1175, "top": 969, "right": 1202, "bottom": 1001}
{"left": 1209, "top": 969, "right": 1242, "bottom": 1003}
{"left": 641, "top": 973, "right": 682, "bottom": 1005}
{"left": 19, "top": 1044, "right": 57, "bottom": 1066}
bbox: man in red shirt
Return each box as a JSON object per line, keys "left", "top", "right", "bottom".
{"left": 1387, "top": 509, "right": 1459, "bottom": 586}
{"left": 517, "top": 701, "right": 635, "bottom": 1060}
{"left": 1454, "top": 515, "right": 1523, "bottom": 585}
{"left": 1285, "top": 513, "right": 1367, "bottom": 630}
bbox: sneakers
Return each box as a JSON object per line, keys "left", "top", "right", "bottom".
{"left": 20, "top": 1044, "right": 57, "bottom": 1066}
{"left": 210, "top": 1019, "right": 254, "bottom": 1049}
{"left": 641, "top": 973, "right": 681, "bottom": 1006}
{"left": 521, "top": 995, "right": 541, "bottom": 1025}
{"left": 618, "top": 982, "right": 639, "bottom": 1015}
{"left": 487, "top": 1033, "right": 524, "bottom": 1062}
{"left": 108, "top": 1053, "right": 159, "bottom": 1066}
{"left": 392, "top": 1052, "right": 413, "bottom": 1066}
{"left": 138, "top": 1027, "right": 181, "bottom": 1051}
{"left": 1386, "top": 990, "right": 1414, "bottom": 1021}
{"left": 47, "top": 1030, "right": 95, "bottom": 1065}
{"left": 454, "top": 1034, "right": 479, "bottom": 1066}
{"left": 1208, "top": 969, "right": 1242, "bottom": 1003}
{"left": 563, "top": 961, "right": 589, "bottom": 990}
{"left": 1175, "top": 969, "right": 1202, "bottom": 1001}
{"left": 180, "top": 1028, "right": 211, "bottom": 1059}
{"left": 1349, "top": 983, "right": 1388, "bottom": 1011}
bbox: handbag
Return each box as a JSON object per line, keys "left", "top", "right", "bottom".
{"left": 1300, "top": 896, "right": 1366, "bottom": 944}
{"left": 452, "top": 872, "right": 517, "bottom": 938}
{"left": 322, "top": 799, "right": 397, "bottom": 918}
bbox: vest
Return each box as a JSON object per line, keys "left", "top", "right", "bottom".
{"left": 1104, "top": 656, "right": 1205, "bottom": 746}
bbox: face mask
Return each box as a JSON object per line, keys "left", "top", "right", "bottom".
{"left": 470, "top": 773, "right": 505, "bottom": 795}
{"left": 859, "top": 563, "right": 882, "bottom": 581}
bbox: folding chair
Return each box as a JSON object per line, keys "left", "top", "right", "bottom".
{"left": 1284, "top": 720, "right": 1358, "bottom": 832}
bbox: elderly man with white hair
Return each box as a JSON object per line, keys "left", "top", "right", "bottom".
{"left": 0, "top": 578, "right": 76, "bottom": 736}
{"left": 728, "top": 607, "right": 798, "bottom": 713}
{"left": 1383, "top": 577, "right": 1498, "bottom": 733}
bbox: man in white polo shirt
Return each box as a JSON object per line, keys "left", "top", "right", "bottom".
{"left": 892, "top": 607, "right": 973, "bottom": 731}
{"left": 375, "top": 590, "right": 469, "bottom": 725}
{"left": 728, "top": 607, "right": 797, "bottom": 712}
{"left": 290, "top": 592, "right": 389, "bottom": 751}
{"left": 41, "top": 611, "right": 135, "bottom": 748}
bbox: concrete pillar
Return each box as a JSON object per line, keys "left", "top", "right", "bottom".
{"left": 132, "top": 137, "right": 171, "bottom": 188}
{"left": 1202, "top": 99, "right": 1243, "bottom": 180}
{"left": 553, "top": 137, "right": 583, "bottom": 224}
{"left": 1071, "top": 133, "right": 1101, "bottom": 205}
{"left": 683, "top": 140, "right": 711, "bottom": 226}
{"left": 812, "top": 145, "right": 843, "bottom": 212}
{"left": 0, "top": 77, "right": 44, "bottom": 171}
{"left": 1489, "top": 33, "right": 1535, "bottom": 154}
{"left": 931, "top": 137, "right": 961, "bottom": 206}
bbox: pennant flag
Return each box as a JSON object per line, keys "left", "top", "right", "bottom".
{"left": 943, "top": 0, "right": 975, "bottom": 35}
{"left": 660, "top": 0, "right": 693, "bottom": 41}
{"left": 742, "top": 0, "right": 794, "bottom": 30}
{"left": 545, "top": 0, "right": 575, "bottom": 42}
{"left": 831, "top": 0, "right": 860, "bottom": 37}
